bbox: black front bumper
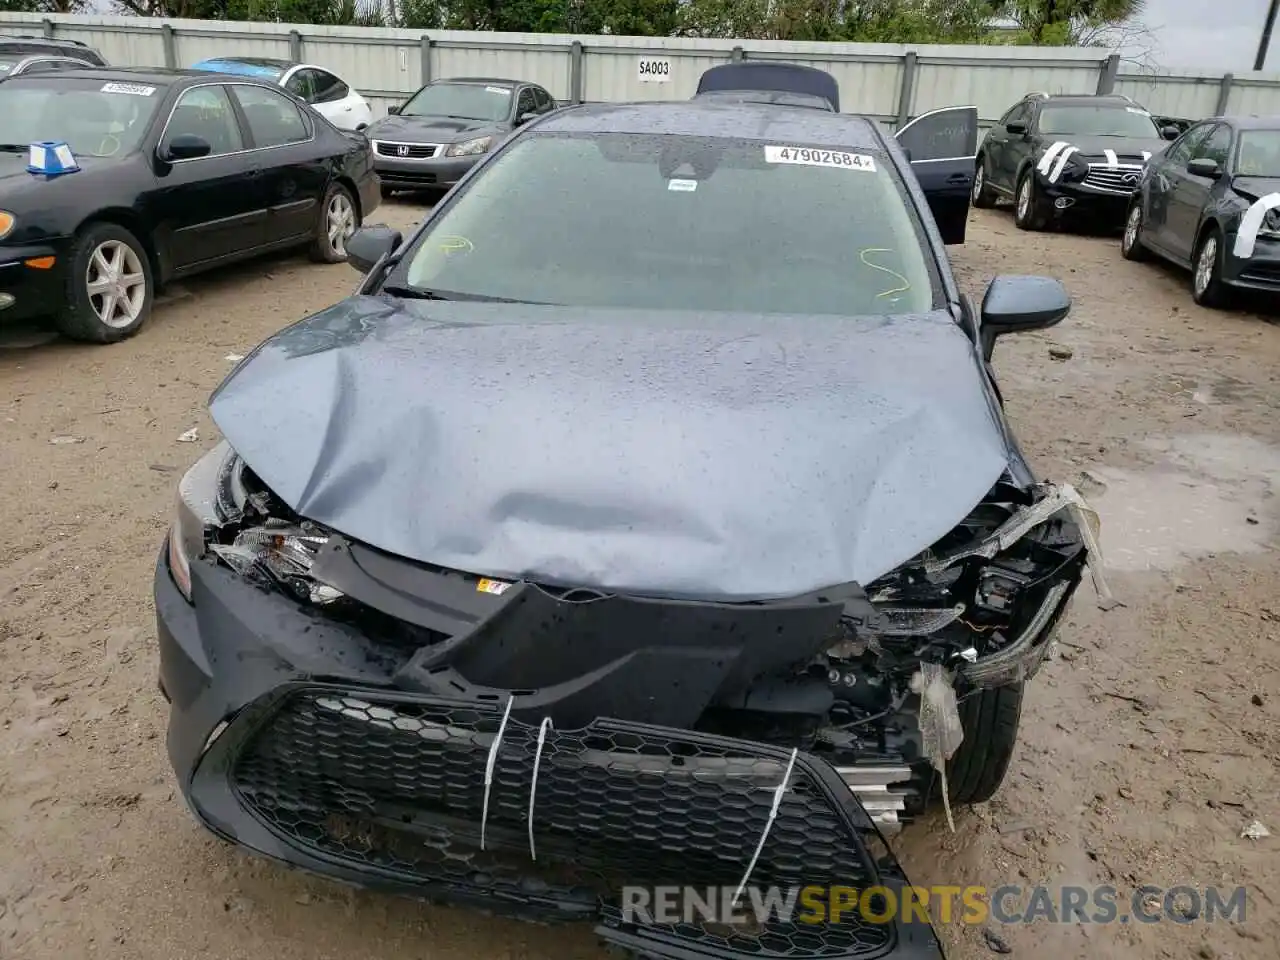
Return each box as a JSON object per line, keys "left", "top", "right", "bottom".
{"left": 155, "top": 550, "right": 945, "bottom": 960}
{"left": 1037, "top": 178, "right": 1134, "bottom": 223}
{"left": 0, "top": 241, "right": 68, "bottom": 323}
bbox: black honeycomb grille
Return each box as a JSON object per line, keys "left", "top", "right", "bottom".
{"left": 231, "top": 689, "right": 890, "bottom": 958}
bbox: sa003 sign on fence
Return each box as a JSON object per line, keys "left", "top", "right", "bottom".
{"left": 637, "top": 57, "right": 672, "bottom": 83}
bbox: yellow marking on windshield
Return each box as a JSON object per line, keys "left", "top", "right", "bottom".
{"left": 858, "top": 247, "right": 911, "bottom": 299}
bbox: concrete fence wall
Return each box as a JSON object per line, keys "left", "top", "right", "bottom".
{"left": 4, "top": 12, "right": 1279, "bottom": 130}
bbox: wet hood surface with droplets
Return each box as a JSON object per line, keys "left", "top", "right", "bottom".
{"left": 210, "top": 296, "right": 1015, "bottom": 601}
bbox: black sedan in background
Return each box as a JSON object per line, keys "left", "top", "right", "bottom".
{"left": 1123, "top": 115, "right": 1280, "bottom": 308}
{"left": 974, "top": 92, "right": 1175, "bottom": 231}
{"left": 365, "top": 76, "right": 558, "bottom": 195}
{"left": 0, "top": 67, "right": 379, "bottom": 343}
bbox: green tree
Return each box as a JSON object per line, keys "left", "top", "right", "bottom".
{"left": 1001, "top": 0, "right": 1148, "bottom": 45}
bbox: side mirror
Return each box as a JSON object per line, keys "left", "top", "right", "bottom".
{"left": 515, "top": 111, "right": 536, "bottom": 125}
{"left": 1006, "top": 121, "right": 1028, "bottom": 136}
{"left": 387, "top": 105, "right": 401, "bottom": 115}
{"left": 345, "top": 224, "right": 401, "bottom": 274}
{"left": 160, "top": 133, "right": 211, "bottom": 162}
{"left": 979, "top": 275, "right": 1070, "bottom": 359}
{"left": 1187, "top": 157, "right": 1221, "bottom": 179}
{"left": 1161, "top": 125, "right": 1181, "bottom": 140}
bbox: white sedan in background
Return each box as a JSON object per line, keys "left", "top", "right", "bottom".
{"left": 190, "top": 56, "right": 374, "bottom": 131}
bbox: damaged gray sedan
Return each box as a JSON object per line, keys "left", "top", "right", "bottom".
{"left": 155, "top": 73, "right": 1109, "bottom": 960}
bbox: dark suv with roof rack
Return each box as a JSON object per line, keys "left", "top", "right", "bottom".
{"left": 973, "top": 92, "right": 1180, "bottom": 231}
{"left": 0, "top": 36, "right": 107, "bottom": 80}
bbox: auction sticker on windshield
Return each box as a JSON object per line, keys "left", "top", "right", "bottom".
{"left": 101, "top": 82, "right": 156, "bottom": 96}
{"left": 764, "top": 145, "right": 876, "bottom": 172}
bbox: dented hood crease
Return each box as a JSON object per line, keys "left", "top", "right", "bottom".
{"left": 209, "top": 298, "right": 1015, "bottom": 601}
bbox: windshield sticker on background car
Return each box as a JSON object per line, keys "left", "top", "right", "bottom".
{"left": 764, "top": 145, "right": 876, "bottom": 172}
{"left": 438, "top": 236, "right": 474, "bottom": 256}
{"left": 484, "top": 85, "right": 510, "bottom": 95}
{"left": 101, "top": 82, "right": 156, "bottom": 97}
{"left": 475, "top": 577, "right": 512, "bottom": 595}
{"left": 667, "top": 178, "right": 697, "bottom": 192}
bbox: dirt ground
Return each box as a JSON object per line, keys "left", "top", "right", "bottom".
{"left": 1, "top": 202, "right": 1277, "bottom": 960}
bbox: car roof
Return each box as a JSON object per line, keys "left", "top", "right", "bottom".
{"left": 534, "top": 100, "right": 885, "bottom": 150}
{"left": 1025, "top": 93, "right": 1140, "bottom": 108}
{"left": 431, "top": 77, "right": 525, "bottom": 86}
{"left": 196, "top": 56, "right": 294, "bottom": 68}
{"left": 6, "top": 65, "right": 278, "bottom": 86}
{"left": 0, "top": 36, "right": 94, "bottom": 50}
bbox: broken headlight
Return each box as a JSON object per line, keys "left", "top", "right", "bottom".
{"left": 209, "top": 522, "right": 343, "bottom": 605}
{"left": 167, "top": 443, "right": 230, "bottom": 602}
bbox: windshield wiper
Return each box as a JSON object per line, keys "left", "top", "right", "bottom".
{"left": 381, "top": 284, "right": 546, "bottom": 304}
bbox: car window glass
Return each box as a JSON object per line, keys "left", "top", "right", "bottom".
{"left": 401, "top": 82, "right": 512, "bottom": 122}
{"left": 164, "top": 85, "right": 244, "bottom": 157}
{"left": 533, "top": 87, "right": 553, "bottom": 112}
{"left": 1003, "top": 103, "right": 1030, "bottom": 128}
{"left": 1038, "top": 104, "right": 1160, "bottom": 138}
{"left": 1194, "top": 124, "right": 1231, "bottom": 166}
{"left": 0, "top": 76, "right": 163, "bottom": 158}
{"left": 1236, "top": 130, "right": 1280, "bottom": 176}
{"left": 516, "top": 88, "right": 536, "bottom": 118}
{"left": 311, "top": 69, "right": 348, "bottom": 103}
{"left": 400, "top": 132, "right": 937, "bottom": 316}
{"left": 284, "top": 69, "right": 315, "bottom": 102}
{"left": 1166, "top": 124, "right": 1211, "bottom": 165}
{"left": 232, "top": 83, "right": 309, "bottom": 147}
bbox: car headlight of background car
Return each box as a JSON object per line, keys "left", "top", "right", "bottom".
{"left": 0, "top": 211, "right": 15, "bottom": 240}
{"left": 446, "top": 136, "right": 493, "bottom": 157}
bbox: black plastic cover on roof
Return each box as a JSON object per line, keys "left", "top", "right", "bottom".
{"left": 694, "top": 62, "right": 840, "bottom": 112}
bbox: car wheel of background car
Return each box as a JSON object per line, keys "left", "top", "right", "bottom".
{"left": 55, "top": 222, "right": 153, "bottom": 344}
{"left": 1191, "top": 227, "right": 1230, "bottom": 308}
{"left": 971, "top": 156, "right": 997, "bottom": 209}
{"left": 1014, "top": 171, "right": 1047, "bottom": 231}
{"left": 922, "top": 681, "right": 1024, "bottom": 809}
{"left": 1121, "top": 202, "right": 1150, "bottom": 261}
{"left": 310, "top": 183, "right": 360, "bottom": 263}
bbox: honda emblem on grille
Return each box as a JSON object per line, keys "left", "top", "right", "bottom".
{"left": 397, "top": 145, "right": 411, "bottom": 158}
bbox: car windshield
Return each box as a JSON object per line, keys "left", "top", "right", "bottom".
{"left": 1039, "top": 105, "right": 1161, "bottom": 138}
{"left": 0, "top": 77, "right": 163, "bottom": 157}
{"left": 393, "top": 132, "right": 936, "bottom": 316}
{"left": 400, "top": 82, "right": 513, "bottom": 122}
{"left": 1236, "top": 130, "right": 1280, "bottom": 176}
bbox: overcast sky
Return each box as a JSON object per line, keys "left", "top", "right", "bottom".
{"left": 1139, "top": 0, "right": 1273, "bottom": 71}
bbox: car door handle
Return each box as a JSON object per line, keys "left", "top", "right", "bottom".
{"left": 247, "top": 165, "right": 262, "bottom": 179}
{"left": 947, "top": 173, "right": 970, "bottom": 184}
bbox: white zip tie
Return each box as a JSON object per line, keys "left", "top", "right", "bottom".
{"left": 731, "top": 747, "right": 798, "bottom": 909}
{"left": 527, "top": 716, "right": 554, "bottom": 861}
{"left": 479, "top": 694, "right": 515, "bottom": 851}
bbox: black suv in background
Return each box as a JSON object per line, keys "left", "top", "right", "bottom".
{"left": 0, "top": 36, "right": 108, "bottom": 79}
{"left": 973, "top": 92, "right": 1180, "bottom": 231}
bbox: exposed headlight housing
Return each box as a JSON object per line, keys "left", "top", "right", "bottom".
{"left": 446, "top": 136, "right": 493, "bottom": 157}
{"left": 0, "top": 211, "right": 15, "bottom": 240}
{"left": 1261, "top": 209, "right": 1280, "bottom": 238}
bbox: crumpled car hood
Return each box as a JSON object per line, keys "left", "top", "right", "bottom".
{"left": 210, "top": 298, "right": 1015, "bottom": 601}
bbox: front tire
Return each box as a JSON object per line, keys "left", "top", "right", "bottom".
{"left": 924, "top": 682, "right": 1024, "bottom": 808}
{"left": 971, "top": 156, "right": 997, "bottom": 209}
{"left": 55, "top": 222, "right": 153, "bottom": 344}
{"left": 1192, "top": 226, "right": 1231, "bottom": 308}
{"left": 310, "top": 182, "right": 359, "bottom": 263}
{"left": 1121, "top": 202, "right": 1150, "bottom": 261}
{"left": 1014, "top": 170, "right": 1048, "bottom": 231}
